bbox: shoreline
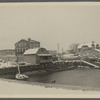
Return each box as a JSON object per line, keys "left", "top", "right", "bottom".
{"left": 1, "top": 77, "right": 100, "bottom": 92}
{"left": 1, "top": 68, "right": 100, "bottom": 92}
{"left": 0, "top": 78, "right": 100, "bottom": 98}
{"left": 1, "top": 68, "right": 100, "bottom": 98}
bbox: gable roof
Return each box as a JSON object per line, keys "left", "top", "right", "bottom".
{"left": 15, "top": 39, "right": 27, "bottom": 45}
{"left": 24, "top": 48, "right": 39, "bottom": 55}
{"left": 31, "top": 40, "right": 40, "bottom": 43}
{"left": 15, "top": 38, "right": 40, "bottom": 45}
{"left": 23, "top": 48, "right": 51, "bottom": 56}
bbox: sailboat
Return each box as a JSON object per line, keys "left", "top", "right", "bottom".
{"left": 15, "top": 56, "right": 29, "bottom": 80}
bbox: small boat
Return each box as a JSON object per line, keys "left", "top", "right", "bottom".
{"left": 51, "top": 80, "right": 56, "bottom": 83}
{"left": 15, "top": 73, "right": 29, "bottom": 80}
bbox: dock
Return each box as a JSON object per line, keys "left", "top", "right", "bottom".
{"left": 0, "top": 59, "right": 100, "bottom": 75}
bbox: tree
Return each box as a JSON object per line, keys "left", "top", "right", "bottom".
{"left": 68, "top": 43, "right": 79, "bottom": 54}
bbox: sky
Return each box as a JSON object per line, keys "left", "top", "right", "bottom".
{"left": 0, "top": 2, "right": 100, "bottom": 52}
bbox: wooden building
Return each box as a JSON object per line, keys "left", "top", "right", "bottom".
{"left": 23, "top": 48, "right": 52, "bottom": 65}
{"left": 15, "top": 38, "right": 40, "bottom": 56}
{"left": 0, "top": 49, "right": 16, "bottom": 62}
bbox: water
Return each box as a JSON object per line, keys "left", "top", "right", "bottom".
{"left": 1, "top": 68, "right": 100, "bottom": 88}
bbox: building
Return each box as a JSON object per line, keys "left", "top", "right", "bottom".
{"left": 0, "top": 49, "right": 16, "bottom": 62}
{"left": 23, "top": 48, "right": 52, "bottom": 65}
{"left": 77, "top": 41, "right": 100, "bottom": 58}
{"left": 15, "top": 38, "right": 40, "bottom": 56}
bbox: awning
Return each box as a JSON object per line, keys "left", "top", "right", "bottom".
{"left": 37, "top": 54, "right": 51, "bottom": 56}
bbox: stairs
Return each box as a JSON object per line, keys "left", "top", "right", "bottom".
{"left": 82, "top": 60, "right": 100, "bottom": 68}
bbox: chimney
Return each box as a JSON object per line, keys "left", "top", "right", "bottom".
{"left": 28, "top": 38, "right": 31, "bottom": 48}
{"left": 92, "top": 41, "right": 95, "bottom": 49}
{"left": 92, "top": 41, "right": 95, "bottom": 44}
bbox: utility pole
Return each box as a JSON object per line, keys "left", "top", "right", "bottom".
{"left": 57, "top": 43, "right": 59, "bottom": 55}
{"left": 57, "top": 43, "right": 60, "bottom": 60}
{"left": 62, "top": 48, "right": 63, "bottom": 54}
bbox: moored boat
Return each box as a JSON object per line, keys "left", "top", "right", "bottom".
{"left": 15, "top": 56, "right": 29, "bottom": 80}
{"left": 15, "top": 73, "right": 29, "bottom": 80}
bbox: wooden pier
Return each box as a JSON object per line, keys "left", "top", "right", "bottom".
{"left": 0, "top": 60, "right": 99, "bottom": 75}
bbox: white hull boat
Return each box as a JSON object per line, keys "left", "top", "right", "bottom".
{"left": 15, "top": 73, "right": 29, "bottom": 80}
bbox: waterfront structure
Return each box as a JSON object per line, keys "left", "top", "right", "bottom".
{"left": 15, "top": 38, "right": 40, "bottom": 56}
{"left": 77, "top": 41, "right": 100, "bottom": 58}
{"left": 23, "top": 48, "right": 52, "bottom": 65}
{"left": 0, "top": 49, "right": 16, "bottom": 62}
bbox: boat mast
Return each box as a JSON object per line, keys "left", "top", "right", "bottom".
{"left": 57, "top": 43, "right": 59, "bottom": 55}
{"left": 17, "top": 55, "right": 21, "bottom": 74}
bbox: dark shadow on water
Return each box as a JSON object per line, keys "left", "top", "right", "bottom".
{"left": 1, "top": 68, "right": 100, "bottom": 88}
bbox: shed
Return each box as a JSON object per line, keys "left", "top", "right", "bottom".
{"left": 23, "top": 48, "right": 52, "bottom": 65}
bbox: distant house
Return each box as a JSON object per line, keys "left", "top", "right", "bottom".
{"left": 23, "top": 48, "right": 52, "bottom": 65}
{"left": 77, "top": 41, "right": 100, "bottom": 58}
{"left": 15, "top": 38, "right": 40, "bottom": 56}
{"left": 0, "top": 49, "right": 16, "bottom": 62}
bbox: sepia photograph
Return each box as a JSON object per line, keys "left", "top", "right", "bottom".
{"left": 0, "top": 2, "right": 100, "bottom": 98}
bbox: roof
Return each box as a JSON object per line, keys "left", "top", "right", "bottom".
{"left": 78, "top": 42, "right": 97, "bottom": 49}
{"left": 15, "top": 39, "right": 27, "bottom": 45}
{"left": 31, "top": 40, "right": 40, "bottom": 43}
{"left": 62, "top": 54, "right": 79, "bottom": 60}
{"left": 62, "top": 54, "right": 75, "bottom": 58}
{"left": 15, "top": 38, "right": 40, "bottom": 45}
{"left": 94, "top": 49, "right": 100, "bottom": 52}
{"left": 0, "top": 49, "right": 15, "bottom": 51}
{"left": 6, "top": 55, "right": 16, "bottom": 57}
{"left": 24, "top": 48, "right": 39, "bottom": 55}
{"left": 24, "top": 48, "right": 52, "bottom": 56}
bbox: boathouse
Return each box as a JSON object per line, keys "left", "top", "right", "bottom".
{"left": 23, "top": 48, "right": 52, "bottom": 65}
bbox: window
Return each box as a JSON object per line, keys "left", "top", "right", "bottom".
{"left": 41, "top": 48, "right": 44, "bottom": 52}
{"left": 18, "top": 44, "right": 20, "bottom": 47}
{"left": 10, "top": 52, "right": 12, "bottom": 55}
{"left": 24, "top": 43, "right": 27, "bottom": 46}
{"left": 22, "top": 48, "right": 23, "bottom": 52}
{"left": 19, "top": 48, "right": 21, "bottom": 52}
{"left": 17, "top": 48, "right": 19, "bottom": 52}
{"left": 21, "top": 43, "right": 24, "bottom": 47}
{"left": 21, "top": 43, "right": 23, "bottom": 47}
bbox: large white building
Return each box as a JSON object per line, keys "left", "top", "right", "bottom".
{"left": 77, "top": 41, "right": 100, "bottom": 58}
